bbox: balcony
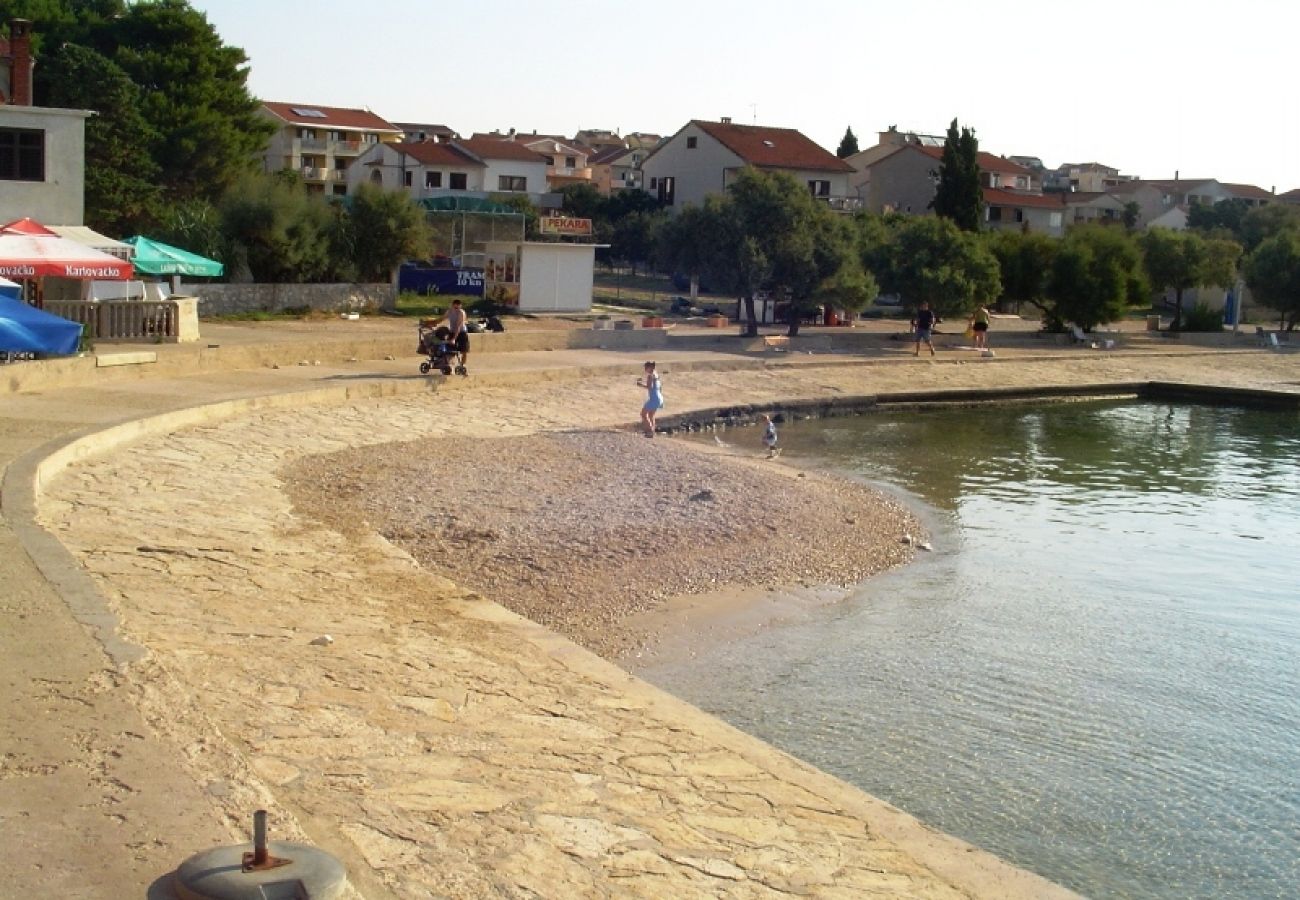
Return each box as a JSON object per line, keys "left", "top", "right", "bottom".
{"left": 300, "top": 166, "right": 326, "bottom": 182}
{"left": 821, "top": 196, "right": 863, "bottom": 213}
{"left": 297, "top": 137, "right": 326, "bottom": 152}
{"left": 332, "top": 139, "right": 365, "bottom": 156}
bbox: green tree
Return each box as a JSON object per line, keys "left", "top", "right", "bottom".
{"left": 1046, "top": 226, "right": 1146, "bottom": 331}
{"left": 1239, "top": 203, "right": 1300, "bottom": 253}
{"left": 40, "top": 43, "right": 163, "bottom": 234}
{"left": 611, "top": 210, "right": 663, "bottom": 275}
{"left": 1122, "top": 201, "right": 1141, "bottom": 231}
{"left": 1187, "top": 198, "right": 1251, "bottom": 240}
{"left": 930, "top": 118, "right": 983, "bottom": 231}
{"left": 555, "top": 182, "right": 605, "bottom": 220}
{"left": 156, "top": 199, "right": 228, "bottom": 271}
{"left": 876, "top": 215, "right": 1000, "bottom": 320}
{"left": 98, "top": 0, "right": 273, "bottom": 203}
{"left": 986, "top": 229, "right": 1056, "bottom": 314}
{"left": 218, "top": 173, "right": 336, "bottom": 283}
{"left": 655, "top": 202, "right": 717, "bottom": 301}
{"left": 1243, "top": 230, "right": 1300, "bottom": 330}
{"left": 1139, "top": 228, "right": 1242, "bottom": 330}
{"left": 836, "top": 126, "right": 859, "bottom": 159}
{"left": 346, "top": 185, "right": 430, "bottom": 282}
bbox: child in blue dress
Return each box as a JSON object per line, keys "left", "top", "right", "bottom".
{"left": 637, "top": 361, "right": 663, "bottom": 437}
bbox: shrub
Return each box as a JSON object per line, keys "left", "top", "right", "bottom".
{"left": 1181, "top": 302, "right": 1225, "bottom": 332}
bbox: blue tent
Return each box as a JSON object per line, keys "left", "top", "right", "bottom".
{"left": 0, "top": 292, "right": 83, "bottom": 356}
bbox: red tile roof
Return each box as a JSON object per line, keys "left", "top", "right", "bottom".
{"left": 261, "top": 101, "right": 401, "bottom": 133}
{"left": 692, "top": 121, "right": 852, "bottom": 173}
{"left": 455, "top": 137, "right": 548, "bottom": 163}
{"left": 1221, "top": 182, "right": 1274, "bottom": 201}
{"left": 395, "top": 141, "right": 481, "bottom": 167}
{"left": 983, "top": 188, "right": 1065, "bottom": 209}
{"left": 917, "top": 145, "right": 1030, "bottom": 176}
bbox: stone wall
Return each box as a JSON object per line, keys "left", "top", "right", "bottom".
{"left": 184, "top": 283, "right": 395, "bottom": 317}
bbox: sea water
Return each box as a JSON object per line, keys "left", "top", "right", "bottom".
{"left": 650, "top": 401, "right": 1299, "bottom": 899}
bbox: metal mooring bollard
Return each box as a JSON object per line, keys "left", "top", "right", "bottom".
{"left": 174, "top": 809, "right": 348, "bottom": 899}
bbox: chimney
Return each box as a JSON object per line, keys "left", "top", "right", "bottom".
{"left": 7, "top": 19, "right": 34, "bottom": 106}
{"left": 720, "top": 116, "right": 731, "bottom": 124}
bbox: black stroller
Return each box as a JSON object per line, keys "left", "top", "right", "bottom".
{"left": 417, "top": 322, "right": 467, "bottom": 376}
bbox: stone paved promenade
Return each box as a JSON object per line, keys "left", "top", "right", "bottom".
{"left": 3, "top": 318, "right": 1295, "bottom": 898}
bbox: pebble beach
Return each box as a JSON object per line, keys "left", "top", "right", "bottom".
{"left": 285, "top": 429, "right": 920, "bottom": 660}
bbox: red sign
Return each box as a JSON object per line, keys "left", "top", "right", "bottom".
{"left": 538, "top": 216, "right": 593, "bottom": 236}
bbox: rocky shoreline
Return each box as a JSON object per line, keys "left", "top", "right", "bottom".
{"left": 285, "top": 429, "right": 921, "bottom": 660}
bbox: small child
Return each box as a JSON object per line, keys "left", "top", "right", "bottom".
{"left": 762, "top": 414, "right": 780, "bottom": 457}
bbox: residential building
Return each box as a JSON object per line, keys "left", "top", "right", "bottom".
{"left": 259, "top": 102, "right": 404, "bottom": 196}
{"left": 1054, "top": 162, "right": 1137, "bottom": 194}
{"left": 1107, "top": 176, "right": 1273, "bottom": 229}
{"left": 1220, "top": 182, "right": 1275, "bottom": 207}
{"left": 513, "top": 135, "right": 592, "bottom": 190}
{"left": 349, "top": 136, "right": 556, "bottom": 208}
{"left": 639, "top": 118, "right": 854, "bottom": 210}
{"left": 1277, "top": 188, "right": 1300, "bottom": 207}
{"left": 394, "top": 122, "right": 459, "bottom": 144}
{"left": 984, "top": 188, "right": 1065, "bottom": 236}
{"left": 845, "top": 127, "right": 944, "bottom": 202}
{"left": 589, "top": 145, "right": 645, "bottom": 194}
{"left": 624, "top": 132, "right": 662, "bottom": 151}
{"left": 574, "top": 129, "right": 626, "bottom": 155}
{"left": 1, "top": 19, "right": 89, "bottom": 224}
{"left": 1063, "top": 191, "right": 1132, "bottom": 226}
{"left": 855, "top": 143, "right": 1033, "bottom": 208}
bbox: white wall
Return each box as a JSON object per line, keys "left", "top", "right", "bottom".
{"left": 640, "top": 123, "right": 742, "bottom": 209}
{"left": 519, "top": 243, "right": 595, "bottom": 313}
{"left": 480, "top": 158, "right": 549, "bottom": 197}
{"left": 0, "top": 106, "right": 89, "bottom": 225}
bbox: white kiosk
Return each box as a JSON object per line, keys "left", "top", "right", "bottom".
{"left": 484, "top": 216, "right": 603, "bottom": 314}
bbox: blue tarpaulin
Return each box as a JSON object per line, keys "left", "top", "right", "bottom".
{"left": 0, "top": 294, "right": 83, "bottom": 355}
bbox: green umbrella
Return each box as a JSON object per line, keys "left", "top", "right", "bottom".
{"left": 123, "top": 236, "right": 224, "bottom": 277}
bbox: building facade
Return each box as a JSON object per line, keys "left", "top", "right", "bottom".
{"left": 259, "top": 102, "right": 404, "bottom": 195}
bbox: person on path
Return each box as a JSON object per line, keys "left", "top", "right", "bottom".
{"left": 912, "top": 302, "right": 937, "bottom": 357}
{"left": 437, "top": 298, "right": 470, "bottom": 373}
{"left": 971, "top": 304, "right": 991, "bottom": 350}
{"left": 762, "top": 414, "right": 780, "bottom": 458}
{"left": 637, "top": 361, "right": 663, "bottom": 437}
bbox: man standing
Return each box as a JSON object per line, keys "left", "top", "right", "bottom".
{"left": 440, "top": 298, "right": 470, "bottom": 374}
{"left": 912, "top": 301, "right": 937, "bottom": 357}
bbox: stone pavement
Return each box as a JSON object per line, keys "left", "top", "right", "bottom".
{"left": 3, "top": 318, "right": 1293, "bottom": 898}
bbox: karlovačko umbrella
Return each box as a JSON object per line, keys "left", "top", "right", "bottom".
{"left": 0, "top": 291, "right": 83, "bottom": 355}
{"left": 122, "top": 235, "right": 224, "bottom": 277}
{"left": 0, "top": 218, "right": 133, "bottom": 280}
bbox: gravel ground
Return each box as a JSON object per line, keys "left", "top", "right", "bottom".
{"left": 285, "top": 430, "right": 920, "bottom": 659}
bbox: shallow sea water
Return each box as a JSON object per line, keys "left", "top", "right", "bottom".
{"left": 649, "top": 401, "right": 1300, "bottom": 899}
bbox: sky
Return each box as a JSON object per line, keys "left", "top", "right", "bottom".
{"left": 192, "top": 0, "right": 1300, "bottom": 192}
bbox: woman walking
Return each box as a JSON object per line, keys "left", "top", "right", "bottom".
{"left": 971, "top": 304, "right": 991, "bottom": 350}
{"left": 637, "top": 361, "right": 663, "bottom": 437}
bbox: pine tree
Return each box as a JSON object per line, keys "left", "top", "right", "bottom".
{"left": 836, "top": 126, "right": 859, "bottom": 159}
{"left": 930, "top": 118, "right": 984, "bottom": 231}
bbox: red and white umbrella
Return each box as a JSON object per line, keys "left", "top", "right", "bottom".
{"left": 0, "top": 218, "right": 134, "bottom": 280}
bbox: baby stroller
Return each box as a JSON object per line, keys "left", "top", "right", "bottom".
{"left": 417, "top": 321, "right": 467, "bottom": 376}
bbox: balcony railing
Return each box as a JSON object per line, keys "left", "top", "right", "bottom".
{"left": 821, "top": 196, "right": 863, "bottom": 212}
{"left": 301, "top": 166, "right": 326, "bottom": 181}
{"left": 297, "top": 137, "right": 327, "bottom": 152}
{"left": 332, "top": 140, "right": 364, "bottom": 155}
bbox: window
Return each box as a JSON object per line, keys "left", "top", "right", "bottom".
{"left": 0, "top": 128, "right": 43, "bottom": 181}
{"left": 425, "top": 171, "right": 442, "bottom": 188}
{"left": 297, "top": 128, "right": 316, "bottom": 140}
{"left": 565, "top": 156, "right": 576, "bottom": 168}
{"left": 332, "top": 185, "right": 347, "bottom": 196}
{"left": 403, "top": 171, "right": 413, "bottom": 187}
{"left": 686, "top": 136, "right": 697, "bottom": 149}
{"left": 987, "top": 206, "right": 1002, "bottom": 222}
{"left": 657, "top": 175, "right": 675, "bottom": 205}
{"left": 1013, "top": 209, "right": 1024, "bottom": 223}
{"left": 498, "top": 174, "right": 527, "bottom": 192}
{"left": 808, "top": 180, "right": 830, "bottom": 197}
{"left": 544, "top": 155, "right": 555, "bottom": 166}
{"left": 649, "top": 177, "right": 658, "bottom": 190}
{"left": 450, "top": 172, "right": 468, "bottom": 190}
{"left": 370, "top": 169, "right": 383, "bottom": 185}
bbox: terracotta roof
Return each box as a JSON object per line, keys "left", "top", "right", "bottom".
{"left": 917, "top": 145, "right": 1030, "bottom": 176}
{"left": 455, "top": 137, "right": 548, "bottom": 163}
{"left": 261, "top": 102, "right": 401, "bottom": 133}
{"left": 1137, "top": 178, "right": 1216, "bottom": 191}
{"left": 589, "top": 146, "right": 635, "bottom": 165}
{"left": 1221, "top": 182, "right": 1274, "bottom": 201}
{"left": 691, "top": 121, "right": 852, "bottom": 173}
{"left": 983, "top": 188, "right": 1065, "bottom": 209}
{"left": 1277, "top": 188, "right": 1300, "bottom": 202}
{"left": 394, "top": 141, "right": 481, "bottom": 167}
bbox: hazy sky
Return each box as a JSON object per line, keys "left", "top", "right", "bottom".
{"left": 193, "top": 0, "right": 1300, "bottom": 192}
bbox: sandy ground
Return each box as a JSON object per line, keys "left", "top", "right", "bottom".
{"left": 285, "top": 431, "right": 919, "bottom": 660}
{"left": 31, "top": 349, "right": 1299, "bottom": 898}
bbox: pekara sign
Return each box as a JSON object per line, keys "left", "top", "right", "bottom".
{"left": 537, "top": 216, "right": 593, "bottom": 237}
